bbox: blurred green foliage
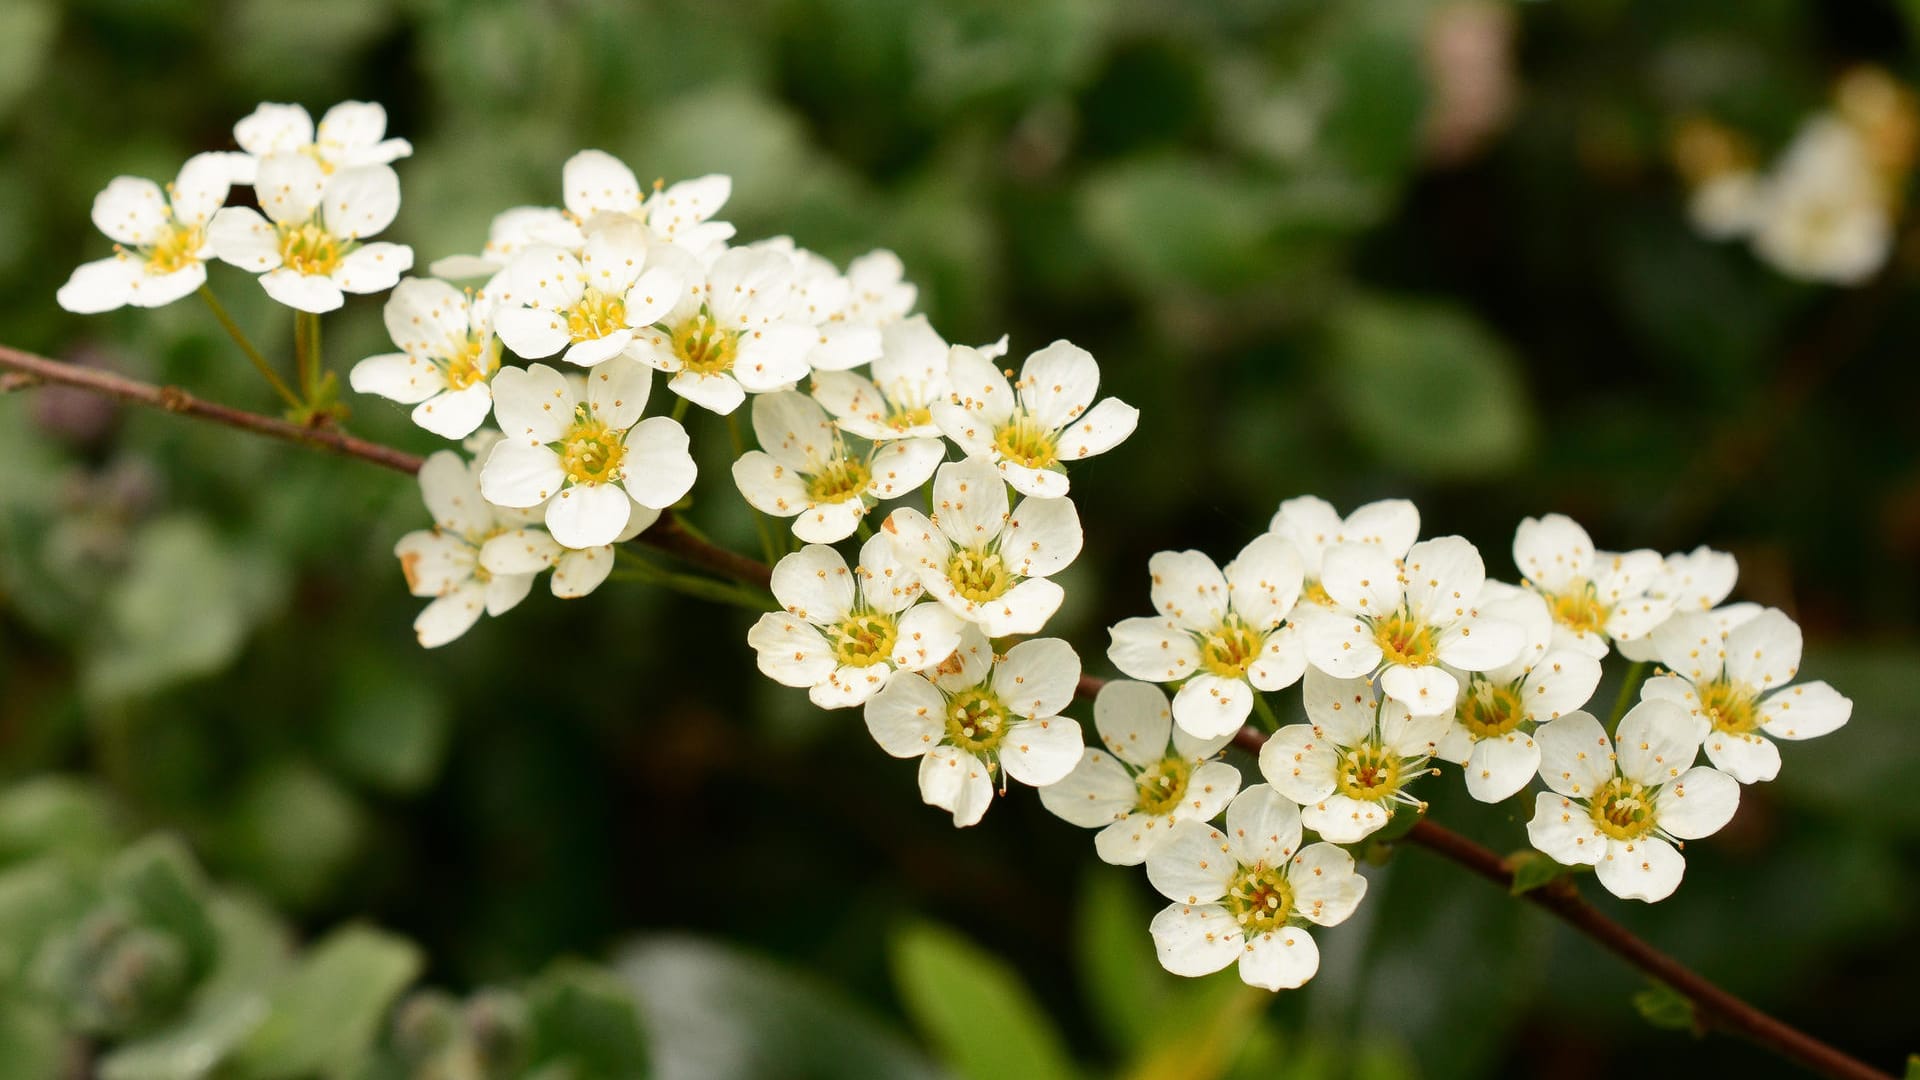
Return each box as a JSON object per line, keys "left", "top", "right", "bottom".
{"left": 1, "top": 0, "right": 1918, "bottom": 1077}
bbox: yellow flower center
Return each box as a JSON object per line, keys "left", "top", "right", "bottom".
{"left": 945, "top": 688, "right": 1010, "bottom": 755}
{"left": 828, "top": 612, "right": 897, "bottom": 668}
{"left": 560, "top": 413, "right": 626, "bottom": 486}
{"left": 444, "top": 335, "right": 497, "bottom": 390}
{"left": 1223, "top": 864, "right": 1294, "bottom": 936}
{"left": 1697, "top": 679, "right": 1760, "bottom": 735}
{"left": 947, "top": 548, "right": 1009, "bottom": 603}
{"left": 1335, "top": 742, "right": 1404, "bottom": 802}
{"left": 671, "top": 311, "right": 739, "bottom": 375}
{"left": 567, "top": 287, "right": 629, "bottom": 342}
{"left": 1300, "top": 579, "right": 1334, "bottom": 608}
{"left": 279, "top": 222, "right": 344, "bottom": 276}
{"left": 144, "top": 224, "right": 204, "bottom": 275}
{"left": 1460, "top": 681, "right": 1525, "bottom": 740}
{"left": 1589, "top": 777, "right": 1658, "bottom": 840}
{"left": 1372, "top": 611, "right": 1437, "bottom": 667}
{"left": 993, "top": 413, "right": 1059, "bottom": 469}
{"left": 1133, "top": 756, "right": 1194, "bottom": 817}
{"left": 1546, "top": 581, "right": 1608, "bottom": 636}
{"left": 1198, "top": 617, "right": 1264, "bottom": 679}
{"left": 887, "top": 404, "right": 934, "bottom": 432}
{"left": 805, "top": 455, "right": 872, "bottom": 504}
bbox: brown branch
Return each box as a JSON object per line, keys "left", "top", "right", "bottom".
{"left": 0, "top": 344, "right": 1892, "bottom": 1080}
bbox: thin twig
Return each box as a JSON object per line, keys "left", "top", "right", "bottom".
{"left": 0, "top": 342, "right": 1892, "bottom": 1080}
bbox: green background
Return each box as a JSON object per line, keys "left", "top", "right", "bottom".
{"left": 0, "top": 0, "right": 1915, "bottom": 1076}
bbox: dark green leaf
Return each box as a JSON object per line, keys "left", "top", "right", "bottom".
{"left": 524, "top": 962, "right": 648, "bottom": 1080}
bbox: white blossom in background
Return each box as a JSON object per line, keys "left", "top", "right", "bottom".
{"left": 842, "top": 249, "right": 917, "bottom": 326}
{"left": 208, "top": 154, "right": 412, "bottom": 312}
{"left": 627, "top": 246, "right": 817, "bottom": 414}
{"left": 430, "top": 206, "right": 587, "bottom": 280}
{"left": 1144, "top": 786, "right": 1367, "bottom": 991}
{"left": 1512, "top": 514, "right": 1672, "bottom": 660}
{"left": 562, "top": 150, "right": 735, "bottom": 257}
{"left": 1434, "top": 583, "right": 1603, "bottom": 802}
{"left": 884, "top": 457, "right": 1082, "bottom": 637}
{"left": 1750, "top": 117, "right": 1893, "bottom": 285}
{"left": 1268, "top": 496, "right": 1420, "bottom": 611}
{"left": 491, "top": 222, "right": 685, "bottom": 368}
{"left": 1039, "top": 680, "right": 1242, "bottom": 865}
{"left": 1107, "top": 535, "right": 1306, "bottom": 739}
{"left": 480, "top": 359, "right": 696, "bottom": 548}
{"left": 1260, "top": 670, "right": 1450, "bottom": 843}
{"left": 229, "top": 100, "right": 413, "bottom": 184}
{"left": 394, "top": 450, "right": 542, "bottom": 647}
{"left": 863, "top": 629, "right": 1083, "bottom": 827}
{"left": 753, "top": 237, "right": 883, "bottom": 372}
{"left": 1527, "top": 703, "right": 1740, "bottom": 902}
{"left": 935, "top": 340, "right": 1138, "bottom": 498}
{"left": 58, "top": 154, "right": 233, "bottom": 314}
{"left": 350, "top": 278, "right": 503, "bottom": 439}
{"left": 1639, "top": 607, "right": 1853, "bottom": 784}
{"left": 1300, "top": 536, "right": 1524, "bottom": 713}
{"left": 1617, "top": 545, "right": 1744, "bottom": 662}
{"left": 732, "top": 391, "right": 945, "bottom": 543}
{"left": 1689, "top": 171, "right": 1763, "bottom": 239}
{"left": 747, "top": 538, "right": 966, "bottom": 709}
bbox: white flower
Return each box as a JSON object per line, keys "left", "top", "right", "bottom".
{"left": 1268, "top": 495, "right": 1421, "bottom": 610}
{"left": 934, "top": 340, "right": 1138, "bottom": 498}
{"left": 842, "top": 249, "right": 917, "bottom": 325}
{"left": 1512, "top": 514, "right": 1673, "bottom": 660}
{"left": 1143, "top": 786, "right": 1366, "bottom": 991}
{"left": 1638, "top": 607, "right": 1853, "bottom": 784}
{"left": 491, "top": 223, "right": 686, "bottom": 367}
{"left": 562, "top": 150, "right": 735, "bottom": 256}
{"left": 1617, "top": 544, "right": 1741, "bottom": 662}
{"left": 752, "top": 237, "right": 882, "bottom": 372}
{"left": 1299, "top": 535, "right": 1524, "bottom": 713}
{"left": 1433, "top": 583, "right": 1603, "bottom": 802}
{"left": 58, "top": 154, "right": 232, "bottom": 314}
{"left": 479, "top": 359, "right": 696, "bottom": 549}
{"left": 626, "top": 246, "right": 818, "bottom": 415}
{"left": 732, "top": 391, "right": 945, "bottom": 543}
{"left": 393, "top": 450, "right": 541, "bottom": 647}
{"left": 208, "top": 154, "right": 412, "bottom": 313}
{"left": 1107, "top": 535, "right": 1307, "bottom": 739}
{"left": 1689, "top": 171, "right": 1763, "bottom": 239}
{"left": 1750, "top": 117, "right": 1892, "bottom": 285}
{"left": 229, "top": 101, "right": 412, "bottom": 184}
{"left": 350, "top": 277, "right": 503, "bottom": 439}
{"left": 1038, "top": 680, "right": 1242, "bottom": 865}
{"left": 811, "top": 315, "right": 951, "bottom": 441}
{"left": 429, "top": 206, "right": 586, "bottom": 280}
{"left": 478, "top": 511, "right": 663, "bottom": 602}
{"left": 1259, "top": 669, "right": 1450, "bottom": 843}
{"left": 747, "top": 537, "right": 967, "bottom": 709}
{"left": 884, "top": 457, "right": 1082, "bottom": 637}
{"left": 1527, "top": 703, "right": 1740, "bottom": 902}
{"left": 863, "top": 629, "right": 1083, "bottom": 827}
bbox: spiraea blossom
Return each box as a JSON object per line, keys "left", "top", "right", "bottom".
{"left": 394, "top": 451, "right": 541, "bottom": 648}
{"left": 208, "top": 154, "right": 412, "bottom": 312}
{"left": 1512, "top": 514, "right": 1672, "bottom": 660}
{"left": 747, "top": 538, "right": 965, "bottom": 708}
{"left": 1260, "top": 670, "right": 1450, "bottom": 843}
{"left": 479, "top": 360, "right": 696, "bottom": 549}
{"left": 1300, "top": 536, "right": 1524, "bottom": 713}
{"left": 350, "top": 278, "right": 503, "bottom": 439}
{"left": 1268, "top": 496, "right": 1420, "bottom": 611}
{"left": 492, "top": 223, "right": 686, "bottom": 368}
{"left": 1527, "top": 703, "right": 1740, "bottom": 902}
{"left": 1618, "top": 545, "right": 1742, "bottom": 663}
{"left": 732, "top": 391, "right": 945, "bottom": 543}
{"left": 429, "top": 206, "right": 587, "bottom": 281}
{"left": 1143, "top": 786, "right": 1367, "bottom": 991}
{"left": 1039, "top": 680, "right": 1242, "bottom": 865}
{"left": 473, "top": 515, "right": 648, "bottom": 601}
{"left": 1434, "top": 583, "right": 1603, "bottom": 803}
{"left": 863, "top": 630, "right": 1083, "bottom": 827}
{"left": 228, "top": 101, "right": 413, "bottom": 184}
{"left": 1106, "top": 535, "right": 1307, "bottom": 738}
{"left": 1750, "top": 117, "right": 1893, "bottom": 286}
{"left": 812, "top": 316, "right": 1008, "bottom": 442}
{"left": 934, "top": 340, "right": 1138, "bottom": 498}
{"left": 58, "top": 154, "right": 233, "bottom": 314}
{"left": 627, "top": 246, "right": 817, "bottom": 414}
{"left": 561, "top": 150, "right": 735, "bottom": 256}
{"left": 842, "top": 249, "right": 917, "bottom": 326}
{"left": 1639, "top": 607, "right": 1853, "bottom": 784}
{"left": 884, "top": 457, "right": 1082, "bottom": 637}
{"left": 753, "top": 237, "right": 883, "bottom": 372}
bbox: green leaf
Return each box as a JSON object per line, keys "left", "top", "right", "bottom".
{"left": 1905, "top": 1054, "right": 1918, "bottom": 1080}
{"left": 221, "top": 762, "right": 364, "bottom": 910}
{"left": 105, "top": 836, "right": 218, "bottom": 984}
{"left": 1630, "top": 982, "right": 1697, "bottom": 1033}
{"left": 890, "top": 921, "right": 1076, "bottom": 1080}
{"left": 1506, "top": 851, "right": 1570, "bottom": 897}
{"left": 0, "top": 859, "right": 90, "bottom": 985}
{"left": 1323, "top": 294, "right": 1534, "bottom": 478}
{"left": 0, "top": 1, "right": 57, "bottom": 123}
{"left": 228, "top": 925, "right": 423, "bottom": 1079}
{"left": 323, "top": 659, "right": 452, "bottom": 795}
{"left": 618, "top": 935, "right": 941, "bottom": 1080}
{"left": 1080, "top": 157, "right": 1280, "bottom": 292}
{"left": 0, "top": 777, "right": 119, "bottom": 868}
{"left": 0, "top": 998, "right": 65, "bottom": 1080}
{"left": 1318, "top": 21, "right": 1426, "bottom": 184}
{"left": 1073, "top": 868, "right": 1165, "bottom": 1055}
{"left": 1126, "top": 975, "right": 1271, "bottom": 1080}
{"left": 98, "top": 994, "right": 271, "bottom": 1080}
{"left": 524, "top": 962, "right": 648, "bottom": 1079}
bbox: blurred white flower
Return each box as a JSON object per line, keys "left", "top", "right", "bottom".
{"left": 350, "top": 278, "right": 502, "bottom": 439}
{"left": 208, "top": 154, "right": 412, "bottom": 312}
{"left": 1750, "top": 117, "right": 1893, "bottom": 285}
{"left": 430, "top": 206, "right": 586, "bottom": 280}
{"left": 58, "top": 154, "right": 232, "bottom": 313}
